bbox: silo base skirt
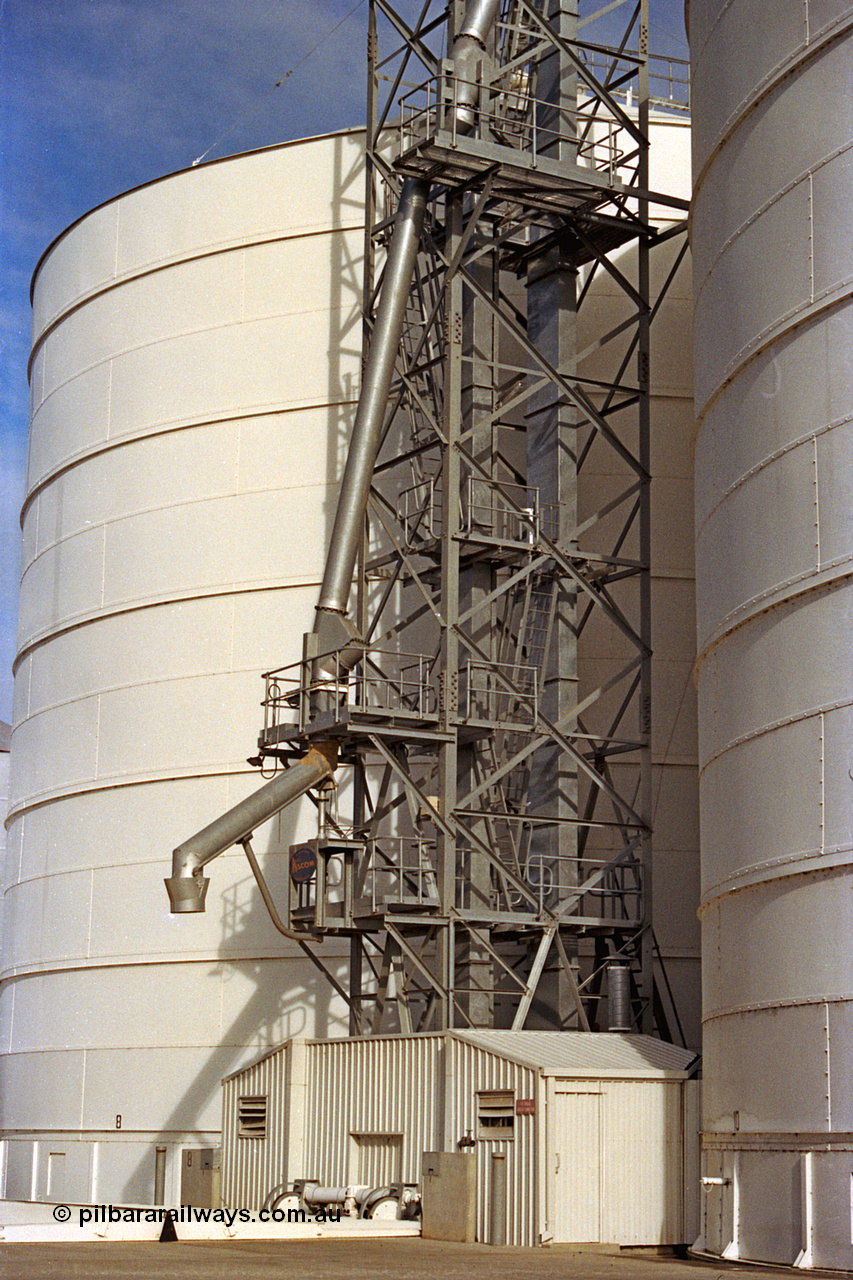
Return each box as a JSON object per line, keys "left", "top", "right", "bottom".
{"left": 698, "top": 1139, "right": 853, "bottom": 1271}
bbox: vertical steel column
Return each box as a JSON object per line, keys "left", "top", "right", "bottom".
{"left": 524, "top": 0, "right": 580, "bottom": 1028}
{"left": 636, "top": 0, "right": 654, "bottom": 1032}
{"left": 457, "top": 4, "right": 499, "bottom": 1020}
{"left": 489, "top": 1151, "right": 508, "bottom": 1245}
{"left": 458, "top": 263, "right": 498, "bottom": 1024}
{"left": 348, "top": 0, "right": 381, "bottom": 1038}
{"left": 435, "top": 192, "right": 466, "bottom": 1030}
{"left": 154, "top": 1146, "right": 167, "bottom": 1206}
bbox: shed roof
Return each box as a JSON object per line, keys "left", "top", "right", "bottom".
{"left": 223, "top": 1029, "right": 699, "bottom": 1085}
{"left": 452, "top": 1030, "right": 698, "bottom": 1079}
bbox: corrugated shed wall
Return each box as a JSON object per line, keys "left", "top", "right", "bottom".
{"left": 221, "top": 1034, "right": 695, "bottom": 1245}
{"left": 222, "top": 1046, "right": 288, "bottom": 1210}
{"left": 599, "top": 1080, "right": 683, "bottom": 1244}
{"left": 447, "top": 1037, "right": 540, "bottom": 1246}
{"left": 303, "top": 1036, "right": 443, "bottom": 1186}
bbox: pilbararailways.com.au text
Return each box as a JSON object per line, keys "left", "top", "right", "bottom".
{"left": 57, "top": 1204, "right": 343, "bottom": 1228}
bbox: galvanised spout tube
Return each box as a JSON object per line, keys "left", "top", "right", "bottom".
{"left": 315, "top": 1, "right": 500, "bottom": 629}
{"left": 458, "top": 0, "right": 501, "bottom": 46}
{"left": 316, "top": 177, "right": 429, "bottom": 620}
{"left": 448, "top": 0, "right": 501, "bottom": 133}
{"left": 165, "top": 742, "right": 337, "bottom": 913}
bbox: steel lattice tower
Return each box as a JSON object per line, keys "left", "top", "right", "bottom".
{"left": 169, "top": 0, "right": 690, "bottom": 1040}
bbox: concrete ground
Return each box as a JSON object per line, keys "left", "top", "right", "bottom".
{"left": 0, "top": 1239, "right": 846, "bottom": 1280}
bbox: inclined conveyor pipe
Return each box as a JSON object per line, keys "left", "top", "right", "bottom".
{"left": 164, "top": 178, "right": 427, "bottom": 912}
{"left": 166, "top": 0, "right": 500, "bottom": 913}
{"left": 314, "top": 174, "right": 428, "bottom": 668}
{"left": 315, "top": 0, "right": 500, "bottom": 653}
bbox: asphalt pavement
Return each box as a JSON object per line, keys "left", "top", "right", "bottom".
{"left": 1, "top": 1239, "right": 845, "bottom": 1280}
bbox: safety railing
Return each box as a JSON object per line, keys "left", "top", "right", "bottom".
{"left": 649, "top": 54, "right": 690, "bottom": 113}
{"left": 361, "top": 836, "right": 440, "bottom": 911}
{"left": 461, "top": 477, "right": 539, "bottom": 545}
{"left": 454, "top": 838, "right": 645, "bottom": 919}
{"left": 562, "top": 49, "right": 690, "bottom": 115}
{"left": 398, "top": 69, "right": 632, "bottom": 185}
{"left": 462, "top": 657, "right": 538, "bottom": 728}
{"left": 399, "top": 474, "right": 555, "bottom": 549}
{"left": 262, "top": 646, "right": 438, "bottom": 738}
{"left": 398, "top": 475, "right": 441, "bottom": 546}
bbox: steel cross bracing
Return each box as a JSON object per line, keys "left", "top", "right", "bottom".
{"left": 256, "top": 0, "right": 689, "bottom": 1037}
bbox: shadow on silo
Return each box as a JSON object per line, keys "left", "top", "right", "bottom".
{"left": 117, "top": 132, "right": 366, "bottom": 1206}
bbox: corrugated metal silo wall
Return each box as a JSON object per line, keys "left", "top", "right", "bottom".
{"left": 690, "top": 0, "right": 853, "bottom": 1269}
{"left": 3, "top": 130, "right": 364, "bottom": 1206}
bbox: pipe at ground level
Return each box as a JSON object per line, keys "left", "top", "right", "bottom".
{"left": 489, "top": 1152, "right": 507, "bottom": 1246}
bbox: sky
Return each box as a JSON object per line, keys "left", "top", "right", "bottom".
{"left": 0, "top": 0, "right": 688, "bottom": 724}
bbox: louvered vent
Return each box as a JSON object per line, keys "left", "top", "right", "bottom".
{"left": 477, "top": 1089, "right": 515, "bottom": 1140}
{"left": 238, "top": 1095, "right": 267, "bottom": 1138}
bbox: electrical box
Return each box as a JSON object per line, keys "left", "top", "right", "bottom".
{"left": 421, "top": 1151, "right": 476, "bottom": 1243}
{"left": 181, "top": 1147, "right": 221, "bottom": 1209}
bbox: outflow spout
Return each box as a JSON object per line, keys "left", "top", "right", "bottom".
{"left": 314, "top": 175, "right": 429, "bottom": 665}
{"left": 166, "top": 184, "right": 430, "bottom": 913}
{"left": 165, "top": 0, "right": 502, "bottom": 919}
{"left": 165, "top": 743, "right": 337, "bottom": 912}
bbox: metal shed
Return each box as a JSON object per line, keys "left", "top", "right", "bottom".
{"left": 222, "top": 1031, "right": 699, "bottom": 1246}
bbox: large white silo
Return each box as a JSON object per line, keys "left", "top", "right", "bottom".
{"left": 2, "top": 130, "right": 365, "bottom": 1206}
{"left": 690, "top": 1, "right": 853, "bottom": 1268}
{"left": 2, "top": 110, "right": 699, "bottom": 1211}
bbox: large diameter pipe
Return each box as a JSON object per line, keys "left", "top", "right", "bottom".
{"left": 165, "top": 742, "right": 337, "bottom": 913}
{"left": 316, "top": 177, "right": 428, "bottom": 620}
{"left": 607, "top": 961, "right": 632, "bottom": 1032}
{"left": 458, "top": 0, "right": 501, "bottom": 46}
{"left": 315, "top": 0, "right": 500, "bottom": 631}
{"left": 166, "top": 178, "right": 427, "bottom": 910}
{"left": 448, "top": 0, "right": 501, "bottom": 133}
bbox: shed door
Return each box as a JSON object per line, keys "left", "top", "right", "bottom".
{"left": 350, "top": 1133, "right": 403, "bottom": 1186}
{"left": 552, "top": 1088, "right": 601, "bottom": 1242}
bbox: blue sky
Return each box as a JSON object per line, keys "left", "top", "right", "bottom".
{"left": 0, "top": 0, "right": 688, "bottom": 723}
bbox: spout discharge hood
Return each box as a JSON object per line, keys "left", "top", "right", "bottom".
{"left": 165, "top": 742, "right": 337, "bottom": 913}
